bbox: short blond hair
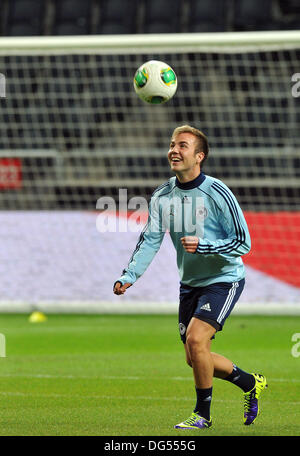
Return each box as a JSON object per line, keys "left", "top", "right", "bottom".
{"left": 171, "top": 125, "right": 209, "bottom": 164}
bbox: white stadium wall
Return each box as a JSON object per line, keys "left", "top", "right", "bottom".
{"left": 0, "top": 211, "right": 299, "bottom": 314}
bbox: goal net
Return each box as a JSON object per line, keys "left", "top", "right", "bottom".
{"left": 0, "top": 31, "right": 299, "bottom": 313}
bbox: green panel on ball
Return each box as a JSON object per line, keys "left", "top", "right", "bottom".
{"left": 150, "top": 96, "right": 165, "bottom": 104}
{"left": 134, "top": 68, "right": 148, "bottom": 88}
{"left": 160, "top": 68, "right": 176, "bottom": 86}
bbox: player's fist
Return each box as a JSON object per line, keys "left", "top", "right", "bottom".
{"left": 113, "top": 281, "right": 132, "bottom": 295}
{"left": 181, "top": 236, "right": 199, "bottom": 253}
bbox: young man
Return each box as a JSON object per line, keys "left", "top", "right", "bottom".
{"left": 113, "top": 125, "right": 267, "bottom": 430}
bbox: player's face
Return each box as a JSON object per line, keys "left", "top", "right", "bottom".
{"left": 168, "top": 133, "right": 202, "bottom": 174}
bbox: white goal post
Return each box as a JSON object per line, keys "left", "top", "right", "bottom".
{"left": 0, "top": 30, "right": 300, "bottom": 52}
{"left": 0, "top": 31, "right": 299, "bottom": 314}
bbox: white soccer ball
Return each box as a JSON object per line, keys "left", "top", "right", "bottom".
{"left": 133, "top": 60, "right": 177, "bottom": 104}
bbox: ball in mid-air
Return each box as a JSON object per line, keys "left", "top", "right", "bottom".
{"left": 133, "top": 60, "right": 177, "bottom": 104}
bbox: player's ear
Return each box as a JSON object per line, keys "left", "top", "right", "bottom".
{"left": 196, "top": 152, "right": 205, "bottom": 164}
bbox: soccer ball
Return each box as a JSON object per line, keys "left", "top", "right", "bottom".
{"left": 133, "top": 60, "right": 177, "bottom": 104}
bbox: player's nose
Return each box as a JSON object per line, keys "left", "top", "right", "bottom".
{"left": 168, "top": 145, "right": 178, "bottom": 157}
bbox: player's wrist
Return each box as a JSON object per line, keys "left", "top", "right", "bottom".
{"left": 113, "top": 280, "right": 123, "bottom": 289}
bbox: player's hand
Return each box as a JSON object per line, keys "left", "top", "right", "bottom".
{"left": 113, "top": 281, "right": 132, "bottom": 295}
{"left": 181, "top": 236, "right": 199, "bottom": 253}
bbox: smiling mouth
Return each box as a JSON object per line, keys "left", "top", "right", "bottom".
{"left": 170, "top": 157, "right": 183, "bottom": 163}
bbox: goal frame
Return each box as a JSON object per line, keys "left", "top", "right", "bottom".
{"left": 0, "top": 30, "right": 299, "bottom": 55}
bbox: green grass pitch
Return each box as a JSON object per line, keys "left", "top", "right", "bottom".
{"left": 0, "top": 313, "right": 299, "bottom": 436}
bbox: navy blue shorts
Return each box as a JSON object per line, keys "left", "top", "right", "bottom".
{"left": 178, "top": 279, "right": 245, "bottom": 343}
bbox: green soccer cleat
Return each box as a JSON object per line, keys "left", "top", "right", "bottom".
{"left": 243, "top": 373, "right": 268, "bottom": 425}
{"left": 174, "top": 412, "right": 212, "bottom": 430}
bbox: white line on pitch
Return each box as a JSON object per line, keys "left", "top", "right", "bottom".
{"left": 0, "top": 373, "right": 299, "bottom": 383}
{"left": 0, "top": 391, "right": 299, "bottom": 407}
{"left": 0, "top": 373, "right": 295, "bottom": 383}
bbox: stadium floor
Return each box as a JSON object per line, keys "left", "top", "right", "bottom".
{"left": 0, "top": 314, "right": 299, "bottom": 437}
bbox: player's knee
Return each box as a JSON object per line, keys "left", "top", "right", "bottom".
{"left": 186, "top": 332, "right": 208, "bottom": 354}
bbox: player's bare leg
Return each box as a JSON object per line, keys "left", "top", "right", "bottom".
{"left": 212, "top": 352, "right": 236, "bottom": 378}
{"left": 175, "top": 318, "right": 214, "bottom": 429}
{"left": 185, "top": 318, "right": 215, "bottom": 388}
{"left": 185, "top": 344, "right": 234, "bottom": 376}
{"left": 184, "top": 334, "right": 267, "bottom": 427}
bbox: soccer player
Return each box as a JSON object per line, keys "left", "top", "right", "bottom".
{"left": 113, "top": 125, "right": 267, "bottom": 430}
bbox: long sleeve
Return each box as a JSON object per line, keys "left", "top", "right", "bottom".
{"left": 196, "top": 180, "right": 251, "bottom": 258}
{"left": 117, "top": 196, "right": 165, "bottom": 285}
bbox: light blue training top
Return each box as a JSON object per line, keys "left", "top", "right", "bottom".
{"left": 117, "top": 172, "right": 251, "bottom": 288}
